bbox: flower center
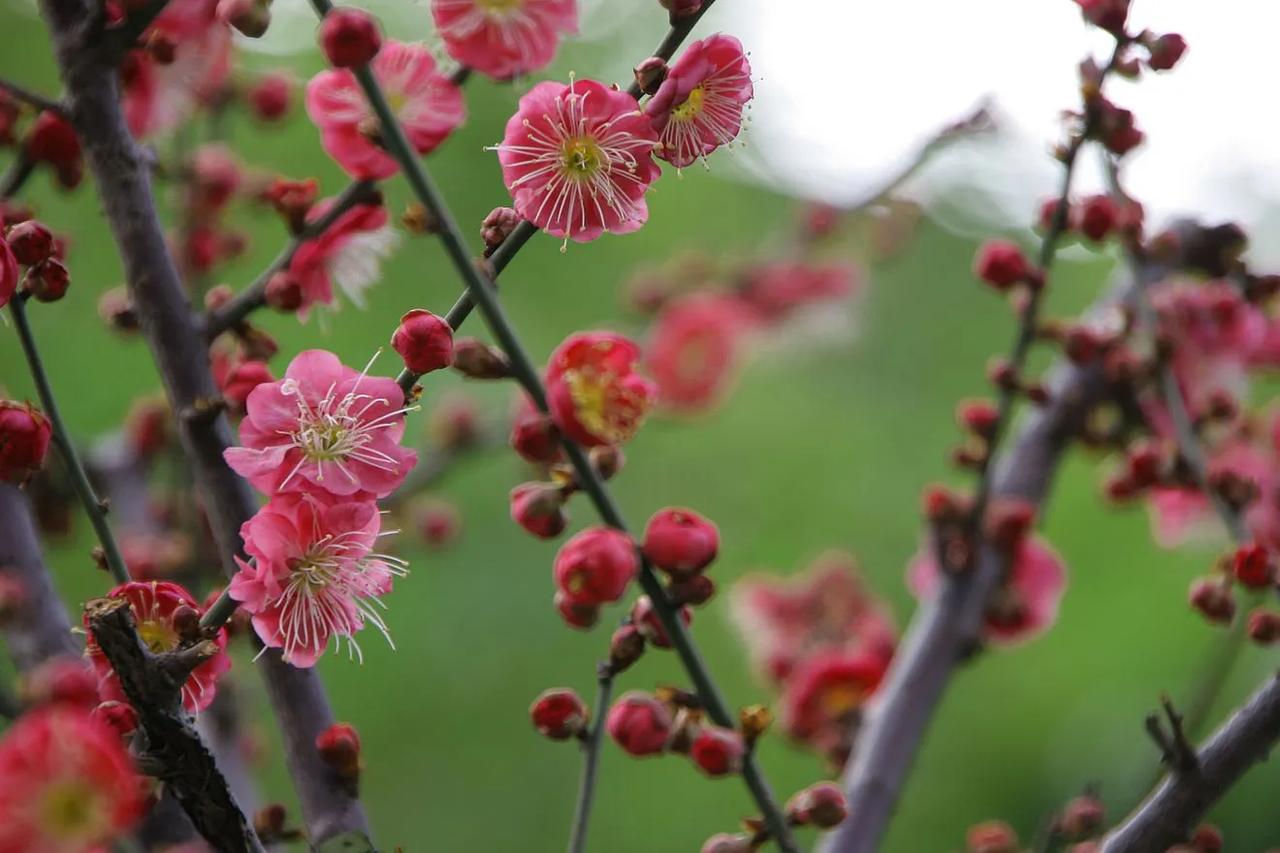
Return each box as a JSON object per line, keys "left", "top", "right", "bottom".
{"left": 137, "top": 618, "right": 178, "bottom": 654}
{"left": 819, "top": 682, "right": 869, "bottom": 718}
{"left": 476, "top": 0, "right": 523, "bottom": 11}
{"left": 672, "top": 86, "right": 706, "bottom": 122}
{"left": 561, "top": 137, "right": 604, "bottom": 179}
{"left": 40, "top": 781, "right": 104, "bottom": 840}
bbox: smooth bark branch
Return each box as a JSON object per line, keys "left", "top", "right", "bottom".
{"left": 84, "top": 597, "right": 263, "bottom": 853}
{"left": 822, "top": 226, "right": 1202, "bottom": 853}
{"left": 35, "top": 0, "right": 370, "bottom": 843}
{"left": 1101, "top": 674, "right": 1280, "bottom": 852}
{"left": 0, "top": 483, "right": 80, "bottom": 671}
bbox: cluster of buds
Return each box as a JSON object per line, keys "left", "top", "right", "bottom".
{"left": 2, "top": 216, "right": 68, "bottom": 305}
{"left": 604, "top": 688, "right": 745, "bottom": 777}
{"left": 1188, "top": 542, "right": 1279, "bottom": 633}
{"left": 700, "top": 781, "right": 849, "bottom": 850}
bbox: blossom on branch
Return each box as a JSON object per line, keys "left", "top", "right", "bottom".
{"left": 288, "top": 199, "right": 400, "bottom": 315}
{"left": 646, "top": 33, "right": 753, "bottom": 169}
{"left": 431, "top": 0, "right": 578, "bottom": 80}
{"left": 545, "top": 332, "right": 657, "bottom": 447}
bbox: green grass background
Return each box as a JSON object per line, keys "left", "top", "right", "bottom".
{"left": 0, "top": 5, "right": 1277, "bottom": 850}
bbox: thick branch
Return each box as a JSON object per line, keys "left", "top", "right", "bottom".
{"left": 85, "top": 598, "right": 263, "bottom": 853}
{"left": 36, "top": 1, "right": 370, "bottom": 843}
{"left": 0, "top": 483, "right": 80, "bottom": 671}
{"left": 1101, "top": 673, "right": 1280, "bottom": 851}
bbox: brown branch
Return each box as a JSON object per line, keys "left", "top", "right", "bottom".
{"left": 84, "top": 597, "right": 263, "bottom": 853}
{"left": 0, "top": 77, "right": 66, "bottom": 116}
{"left": 821, "top": 223, "right": 1207, "bottom": 853}
{"left": 1100, "top": 673, "right": 1280, "bottom": 852}
{"left": 36, "top": 1, "right": 371, "bottom": 844}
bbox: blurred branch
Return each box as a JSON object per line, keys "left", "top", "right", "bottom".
{"left": 567, "top": 669, "right": 614, "bottom": 853}
{"left": 0, "top": 484, "right": 81, "bottom": 670}
{"left": 0, "top": 154, "right": 35, "bottom": 202}
{"left": 36, "top": 0, "right": 372, "bottom": 843}
{"left": 822, "top": 219, "right": 1204, "bottom": 853}
{"left": 0, "top": 77, "right": 65, "bottom": 116}
{"left": 1100, "top": 673, "right": 1280, "bottom": 852}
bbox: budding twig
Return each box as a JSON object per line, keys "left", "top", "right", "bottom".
{"left": 1143, "top": 695, "right": 1197, "bottom": 772}
{"left": 303, "top": 0, "right": 796, "bottom": 847}
{"left": 9, "top": 294, "right": 132, "bottom": 584}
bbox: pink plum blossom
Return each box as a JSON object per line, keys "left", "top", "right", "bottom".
{"left": 646, "top": 33, "right": 753, "bottom": 169}
{"left": 645, "top": 292, "right": 754, "bottom": 413}
{"left": 288, "top": 200, "right": 400, "bottom": 314}
{"left": 431, "top": 0, "right": 577, "bottom": 80}
{"left": 224, "top": 349, "right": 418, "bottom": 499}
{"left": 494, "top": 78, "right": 661, "bottom": 242}
{"left": 907, "top": 536, "right": 1068, "bottom": 646}
{"left": 306, "top": 40, "right": 465, "bottom": 179}
{"left": 229, "top": 493, "right": 405, "bottom": 666}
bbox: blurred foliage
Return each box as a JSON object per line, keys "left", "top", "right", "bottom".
{"left": 0, "top": 5, "right": 1276, "bottom": 851}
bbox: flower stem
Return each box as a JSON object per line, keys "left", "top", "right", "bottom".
{"left": 9, "top": 294, "right": 131, "bottom": 584}
{"left": 305, "top": 0, "right": 797, "bottom": 846}
{"left": 567, "top": 671, "right": 613, "bottom": 853}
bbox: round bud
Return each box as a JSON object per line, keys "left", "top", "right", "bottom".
{"left": 642, "top": 507, "right": 719, "bottom": 577}
{"left": 553, "top": 527, "right": 638, "bottom": 606}
{"left": 510, "top": 407, "right": 561, "bottom": 465}
{"left": 529, "top": 688, "right": 588, "bottom": 740}
{"left": 509, "top": 482, "right": 569, "bottom": 540}
{"left": 0, "top": 401, "right": 52, "bottom": 484}
{"left": 608, "top": 623, "right": 646, "bottom": 673}
{"left": 630, "top": 595, "right": 692, "bottom": 649}
{"left": 689, "top": 726, "right": 745, "bottom": 777}
{"left": 1246, "top": 608, "right": 1280, "bottom": 645}
{"left": 786, "top": 781, "right": 849, "bottom": 829}
{"left": 554, "top": 590, "right": 600, "bottom": 630}
{"left": 248, "top": 73, "right": 293, "bottom": 122}
{"left": 1078, "top": 195, "right": 1118, "bottom": 242}
{"left": 1188, "top": 577, "right": 1236, "bottom": 625}
{"left": 413, "top": 498, "right": 461, "bottom": 549}
{"left": 28, "top": 258, "right": 70, "bottom": 302}
{"left": 92, "top": 700, "right": 139, "bottom": 739}
{"left": 264, "top": 271, "right": 305, "bottom": 312}
{"left": 452, "top": 338, "right": 511, "bottom": 379}
{"left": 392, "top": 309, "right": 454, "bottom": 375}
{"left": 605, "top": 691, "right": 672, "bottom": 757}
{"left": 319, "top": 7, "right": 383, "bottom": 68}
{"left": 480, "top": 206, "right": 520, "bottom": 256}
{"left": 6, "top": 220, "right": 54, "bottom": 266}
{"left": 1146, "top": 33, "right": 1188, "bottom": 72}
{"left": 973, "top": 240, "right": 1030, "bottom": 291}
{"left": 1232, "top": 543, "right": 1274, "bottom": 589}
{"left": 315, "top": 722, "right": 361, "bottom": 779}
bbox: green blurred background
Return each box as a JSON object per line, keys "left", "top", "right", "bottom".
{"left": 0, "top": 3, "right": 1277, "bottom": 850}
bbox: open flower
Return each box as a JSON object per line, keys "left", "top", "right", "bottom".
{"left": 779, "top": 648, "right": 888, "bottom": 742}
{"left": 494, "top": 78, "right": 661, "bottom": 242}
{"left": 85, "top": 581, "right": 231, "bottom": 714}
{"left": 121, "top": 0, "right": 233, "bottom": 139}
{"left": 224, "top": 349, "right": 418, "bottom": 499}
{"left": 306, "top": 40, "right": 465, "bottom": 180}
{"left": 545, "top": 332, "right": 656, "bottom": 447}
{"left": 288, "top": 200, "right": 400, "bottom": 314}
{"left": 646, "top": 293, "right": 753, "bottom": 413}
{"left": 0, "top": 706, "right": 144, "bottom": 851}
{"left": 431, "top": 0, "right": 577, "bottom": 80}
{"left": 229, "top": 493, "right": 405, "bottom": 667}
{"left": 907, "top": 535, "right": 1068, "bottom": 646}
{"left": 646, "top": 33, "right": 753, "bottom": 169}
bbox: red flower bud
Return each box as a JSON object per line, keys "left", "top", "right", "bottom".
{"left": 6, "top": 220, "right": 54, "bottom": 266}
{"left": 125, "top": 397, "right": 170, "bottom": 458}
{"left": 1191, "top": 824, "right": 1223, "bottom": 853}
{"left": 452, "top": 337, "right": 511, "bottom": 379}
{"left": 1246, "top": 608, "right": 1280, "bottom": 645}
{"left": 669, "top": 574, "right": 716, "bottom": 607}
{"left": 921, "top": 483, "right": 964, "bottom": 522}
{"left": 1063, "top": 326, "right": 1104, "bottom": 364}
{"left": 510, "top": 406, "right": 561, "bottom": 464}
{"left": 391, "top": 309, "right": 454, "bottom": 375}
{"left": 25, "top": 111, "right": 81, "bottom": 170}
{"left": 264, "top": 271, "right": 305, "bottom": 312}
{"left": 786, "top": 781, "right": 849, "bottom": 829}
{"left": 1074, "top": 0, "right": 1128, "bottom": 34}
{"left": 0, "top": 401, "right": 52, "bottom": 484}
{"left": 1038, "top": 197, "right": 1074, "bottom": 234}
{"left": 1126, "top": 443, "right": 1162, "bottom": 488}
{"left": 530, "top": 688, "right": 588, "bottom": 740}
{"left": 967, "top": 820, "right": 1019, "bottom": 853}
{"left": 1232, "top": 543, "right": 1274, "bottom": 589}
{"left": 248, "top": 73, "right": 293, "bottom": 122}
{"left": 590, "top": 445, "right": 625, "bottom": 481}
{"left": 509, "top": 482, "right": 569, "bottom": 539}
{"left": 957, "top": 399, "right": 998, "bottom": 437}
{"left": 984, "top": 498, "right": 1036, "bottom": 548}
{"left": 553, "top": 527, "right": 638, "bottom": 606}
{"left": 1078, "top": 195, "right": 1118, "bottom": 242}
{"left": 633, "top": 57, "right": 669, "bottom": 97}
{"left": 1189, "top": 577, "right": 1235, "bottom": 625}
{"left": 606, "top": 692, "right": 672, "bottom": 756}
{"left": 554, "top": 590, "right": 600, "bottom": 630}
{"left": 689, "top": 726, "right": 744, "bottom": 777}
{"left": 974, "top": 240, "right": 1030, "bottom": 291}
{"left": 319, "top": 7, "right": 383, "bottom": 68}
{"left": 1146, "top": 33, "right": 1187, "bottom": 72}
{"left": 608, "top": 623, "right": 646, "bottom": 672}
{"left": 28, "top": 258, "right": 70, "bottom": 302}
{"left": 642, "top": 507, "right": 719, "bottom": 577}
{"left": 91, "top": 700, "right": 139, "bottom": 739}
{"left": 315, "top": 722, "right": 361, "bottom": 780}
{"left": 413, "top": 498, "right": 460, "bottom": 549}
{"left": 630, "top": 595, "right": 692, "bottom": 649}
{"left": 480, "top": 206, "right": 520, "bottom": 256}
{"left": 220, "top": 361, "right": 273, "bottom": 415}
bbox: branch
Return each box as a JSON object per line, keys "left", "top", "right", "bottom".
{"left": 567, "top": 668, "right": 614, "bottom": 853}
{"left": 821, "top": 223, "right": 1205, "bottom": 853}
{"left": 1100, "top": 673, "right": 1280, "bottom": 852}
{"left": 84, "top": 598, "right": 263, "bottom": 853}
{"left": 10, "top": 293, "right": 131, "bottom": 583}
{"left": 37, "top": 1, "right": 371, "bottom": 843}
{"left": 305, "top": 0, "right": 797, "bottom": 846}
{"left": 203, "top": 178, "right": 380, "bottom": 339}
{"left": 0, "top": 77, "right": 66, "bottom": 115}
{"left": 0, "top": 483, "right": 80, "bottom": 671}
{"left": 0, "top": 153, "right": 35, "bottom": 200}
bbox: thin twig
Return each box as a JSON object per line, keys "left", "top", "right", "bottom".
{"left": 0, "top": 153, "right": 35, "bottom": 199}
{"left": 1100, "top": 673, "right": 1280, "bottom": 852}
{"left": 305, "top": 0, "right": 797, "bottom": 846}
{"left": 567, "top": 669, "right": 614, "bottom": 853}
{"left": 0, "top": 77, "right": 65, "bottom": 115}
{"left": 9, "top": 294, "right": 131, "bottom": 584}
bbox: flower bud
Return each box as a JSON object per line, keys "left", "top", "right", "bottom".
{"left": 659, "top": 0, "right": 703, "bottom": 20}
{"left": 264, "top": 178, "right": 318, "bottom": 233}
{"left": 606, "top": 691, "right": 672, "bottom": 756}
{"left": 392, "top": 309, "right": 454, "bottom": 375}
{"left": 220, "top": 361, "right": 273, "bottom": 415}
{"left": 701, "top": 834, "right": 753, "bottom": 853}
{"left": 25, "top": 111, "right": 80, "bottom": 172}
{"left": 554, "top": 590, "right": 600, "bottom": 630}
{"left": 957, "top": 399, "right": 998, "bottom": 437}
{"left": 480, "top": 206, "right": 520, "bottom": 257}
{"left": 264, "top": 271, "right": 305, "bottom": 312}
{"left": 413, "top": 498, "right": 460, "bottom": 549}
{"left": 452, "top": 337, "right": 511, "bottom": 379}
{"left": 0, "top": 401, "right": 52, "bottom": 484}
{"left": 28, "top": 258, "right": 70, "bottom": 302}
{"left": 126, "top": 397, "right": 170, "bottom": 458}
{"left": 216, "top": 0, "right": 271, "bottom": 38}
{"left": 248, "top": 73, "right": 293, "bottom": 122}
{"left": 786, "top": 781, "right": 849, "bottom": 828}
{"left": 510, "top": 406, "right": 561, "bottom": 464}
{"left": 966, "top": 820, "right": 1019, "bottom": 853}
{"left": 921, "top": 483, "right": 964, "bottom": 523}
{"left": 608, "top": 623, "right": 646, "bottom": 673}
{"left": 319, "top": 7, "right": 383, "bottom": 68}
{"left": 1247, "top": 606, "right": 1280, "bottom": 645}
{"left": 510, "top": 482, "right": 569, "bottom": 539}
{"left": 630, "top": 595, "right": 692, "bottom": 649}
{"left": 1074, "top": 0, "right": 1128, "bottom": 34}
{"left": 1232, "top": 543, "right": 1274, "bottom": 589}
{"left": 430, "top": 393, "right": 480, "bottom": 451}
{"left": 1191, "top": 824, "right": 1223, "bottom": 853}
{"left": 530, "top": 688, "right": 589, "bottom": 740}
{"left": 642, "top": 507, "right": 719, "bottom": 577}
{"left": 1057, "top": 794, "right": 1105, "bottom": 839}
{"left": 1078, "top": 195, "right": 1117, "bottom": 242}
{"left": 1146, "top": 33, "right": 1187, "bottom": 72}
{"left": 689, "top": 726, "right": 745, "bottom": 777}
{"left": 633, "top": 57, "right": 669, "bottom": 96}
{"left": 553, "top": 527, "right": 638, "bottom": 606}
{"left": 1063, "top": 326, "right": 1104, "bottom": 364}
{"left": 590, "top": 445, "right": 625, "bottom": 480}
{"left": 668, "top": 574, "right": 716, "bottom": 607}
{"left": 983, "top": 498, "right": 1035, "bottom": 549}
{"left": 91, "top": 701, "right": 139, "bottom": 740}
{"left": 1189, "top": 577, "right": 1235, "bottom": 625}
{"left": 6, "top": 220, "right": 54, "bottom": 266}
{"left": 315, "top": 722, "right": 361, "bottom": 785}
{"left": 974, "top": 240, "right": 1030, "bottom": 291}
